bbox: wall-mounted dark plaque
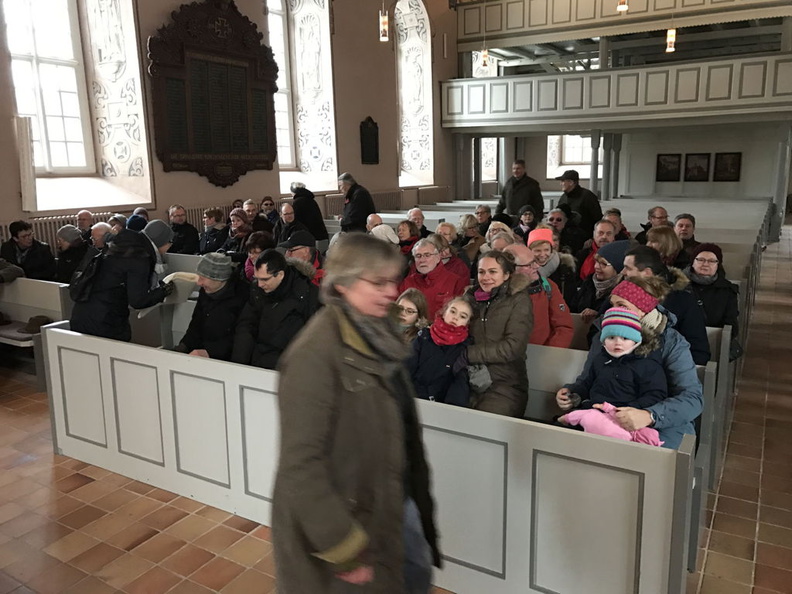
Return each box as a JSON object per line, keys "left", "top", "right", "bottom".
{"left": 360, "top": 117, "right": 379, "bottom": 165}
{"left": 148, "top": 0, "right": 278, "bottom": 187}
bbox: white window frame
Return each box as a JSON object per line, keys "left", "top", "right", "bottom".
{"left": 266, "top": 0, "right": 297, "bottom": 170}
{"left": 4, "top": 0, "right": 96, "bottom": 175}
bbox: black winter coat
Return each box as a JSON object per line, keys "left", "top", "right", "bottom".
{"left": 662, "top": 268, "right": 711, "bottom": 365}
{"left": 566, "top": 345, "right": 667, "bottom": 409}
{"left": 219, "top": 231, "right": 250, "bottom": 263}
{"left": 497, "top": 175, "right": 544, "bottom": 220}
{"left": 56, "top": 242, "right": 89, "bottom": 284}
{"left": 292, "top": 188, "right": 329, "bottom": 241}
{"left": 199, "top": 226, "right": 229, "bottom": 254}
{"left": 548, "top": 254, "right": 579, "bottom": 309}
{"left": 232, "top": 265, "right": 321, "bottom": 369}
{"left": 175, "top": 276, "right": 250, "bottom": 361}
{"left": 558, "top": 185, "right": 602, "bottom": 239}
{"left": 572, "top": 275, "right": 613, "bottom": 314}
{"left": 340, "top": 184, "right": 376, "bottom": 233}
{"left": 0, "top": 239, "right": 56, "bottom": 281}
{"left": 407, "top": 329, "right": 471, "bottom": 407}
{"left": 273, "top": 219, "right": 310, "bottom": 245}
{"left": 168, "top": 222, "right": 200, "bottom": 255}
{"left": 70, "top": 230, "right": 166, "bottom": 341}
{"left": 687, "top": 270, "right": 740, "bottom": 335}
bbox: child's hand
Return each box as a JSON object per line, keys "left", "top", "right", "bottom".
{"left": 556, "top": 388, "right": 574, "bottom": 410}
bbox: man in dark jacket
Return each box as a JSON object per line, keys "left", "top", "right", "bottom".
{"left": 635, "top": 205, "right": 671, "bottom": 245}
{"left": 232, "top": 249, "right": 320, "bottom": 369}
{"left": 167, "top": 204, "right": 200, "bottom": 255}
{"left": 290, "top": 182, "right": 329, "bottom": 250}
{"left": 496, "top": 159, "right": 544, "bottom": 222}
{"left": 243, "top": 200, "right": 275, "bottom": 234}
{"left": 623, "top": 245, "right": 710, "bottom": 365}
{"left": 0, "top": 220, "right": 56, "bottom": 281}
{"left": 70, "top": 229, "right": 172, "bottom": 341}
{"left": 674, "top": 213, "right": 701, "bottom": 258}
{"left": 199, "top": 208, "right": 229, "bottom": 254}
{"left": 173, "top": 253, "right": 249, "bottom": 361}
{"left": 338, "top": 172, "right": 375, "bottom": 233}
{"left": 76, "top": 210, "right": 94, "bottom": 242}
{"left": 556, "top": 169, "right": 602, "bottom": 240}
{"left": 55, "top": 225, "right": 89, "bottom": 284}
{"left": 408, "top": 207, "right": 431, "bottom": 238}
{"left": 273, "top": 203, "right": 310, "bottom": 245}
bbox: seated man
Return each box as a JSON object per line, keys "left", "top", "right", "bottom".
{"left": 399, "top": 239, "right": 467, "bottom": 319}
{"left": 173, "top": 253, "right": 249, "bottom": 361}
{"left": 506, "top": 243, "right": 572, "bottom": 347}
{"left": 168, "top": 204, "right": 200, "bottom": 254}
{"left": 576, "top": 219, "right": 616, "bottom": 280}
{"left": 604, "top": 208, "right": 630, "bottom": 241}
{"left": 90, "top": 222, "right": 115, "bottom": 251}
{"left": 232, "top": 250, "right": 320, "bottom": 370}
{"left": 244, "top": 199, "right": 275, "bottom": 233}
{"left": 635, "top": 205, "right": 670, "bottom": 245}
{"left": 366, "top": 214, "right": 399, "bottom": 244}
{"left": 674, "top": 213, "right": 701, "bottom": 257}
{"left": 273, "top": 202, "right": 309, "bottom": 245}
{"left": 408, "top": 207, "right": 431, "bottom": 238}
{"left": 76, "top": 210, "right": 94, "bottom": 242}
{"left": 279, "top": 230, "right": 324, "bottom": 286}
{"left": 623, "top": 245, "right": 710, "bottom": 365}
{"left": 0, "top": 220, "right": 56, "bottom": 281}
{"left": 546, "top": 206, "right": 586, "bottom": 254}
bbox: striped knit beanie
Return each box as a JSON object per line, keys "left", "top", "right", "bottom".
{"left": 600, "top": 307, "right": 643, "bottom": 344}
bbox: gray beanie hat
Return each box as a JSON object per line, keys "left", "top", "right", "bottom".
{"left": 57, "top": 224, "right": 82, "bottom": 244}
{"left": 108, "top": 213, "right": 127, "bottom": 228}
{"left": 196, "top": 253, "right": 233, "bottom": 281}
{"left": 143, "top": 219, "right": 174, "bottom": 248}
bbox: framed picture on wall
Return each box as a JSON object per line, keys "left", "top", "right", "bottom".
{"left": 656, "top": 154, "right": 681, "bottom": 182}
{"left": 684, "top": 153, "right": 710, "bottom": 182}
{"left": 713, "top": 152, "right": 742, "bottom": 182}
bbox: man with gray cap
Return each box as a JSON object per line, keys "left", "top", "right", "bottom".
{"left": 279, "top": 229, "right": 324, "bottom": 286}
{"left": 55, "top": 224, "right": 89, "bottom": 283}
{"left": 556, "top": 169, "right": 602, "bottom": 240}
{"left": 337, "top": 172, "right": 375, "bottom": 233}
{"left": 142, "top": 219, "right": 173, "bottom": 277}
{"left": 173, "top": 253, "right": 250, "bottom": 361}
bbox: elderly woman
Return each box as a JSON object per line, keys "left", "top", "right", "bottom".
{"left": 559, "top": 276, "right": 703, "bottom": 449}
{"left": 465, "top": 250, "right": 534, "bottom": 417}
{"left": 647, "top": 226, "right": 690, "bottom": 269}
{"left": 397, "top": 219, "right": 421, "bottom": 257}
{"left": 55, "top": 224, "right": 89, "bottom": 283}
{"left": 273, "top": 233, "right": 440, "bottom": 594}
{"left": 482, "top": 221, "right": 514, "bottom": 251}
{"left": 685, "top": 243, "right": 740, "bottom": 339}
{"left": 528, "top": 227, "right": 578, "bottom": 307}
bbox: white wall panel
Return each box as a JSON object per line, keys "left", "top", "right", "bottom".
{"left": 514, "top": 80, "right": 533, "bottom": 112}
{"left": 589, "top": 76, "right": 611, "bottom": 108}
{"left": 616, "top": 73, "right": 639, "bottom": 107}
{"left": 675, "top": 68, "right": 700, "bottom": 102}
{"left": 506, "top": 0, "right": 525, "bottom": 28}
{"left": 59, "top": 348, "right": 107, "bottom": 446}
{"left": 773, "top": 60, "right": 792, "bottom": 96}
{"left": 486, "top": 3, "right": 504, "bottom": 31}
{"left": 739, "top": 62, "right": 767, "bottom": 99}
{"left": 537, "top": 80, "right": 558, "bottom": 111}
{"left": 240, "top": 386, "right": 280, "bottom": 501}
{"left": 562, "top": 77, "right": 584, "bottom": 109}
{"left": 645, "top": 70, "right": 669, "bottom": 105}
{"left": 468, "top": 84, "right": 486, "bottom": 114}
{"left": 112, "top": 359, "right": 164, "bottom": 465}
{"left": 706, "top": 65, "right": 733, "bottom": 101}
{"left": 576, "top": 0, "right": 597, "bottom": 20}
{"left": 491, "top": 83, "right": 510, "bottom": 113}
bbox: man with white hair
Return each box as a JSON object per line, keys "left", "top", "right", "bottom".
{"left": 90, "top": 222, "right": 114, "bottom": 251}
{"left": 408, "top": 207, "right": 430, "bottom": 238}
{"left": 76, "top": 210, "right": 94, "bottom": 242}
{"left": 399, "top": 238, "right": 467, "bottom": 318}
{"left": 366, "top": 214, "right": 399, "bottom": 244}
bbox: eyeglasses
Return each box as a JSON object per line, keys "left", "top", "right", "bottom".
{"left": 475, "top": 211, "right": 487, "bottom": 215}
{"left": 414, "top": 252, "right": 439, "bottom": 260}
{"left": 517, "top": 260, "right": 540, "bottom": 268}
{"left": 360, "top": 277, "right": 400, "bottom": 290}
{"left": 694, "top": 257, "right": 719, "bottom": 265}
{"left": 548, "top": 218, "right": 564, "bottom": 223}
{"left": 397, "top": 305, "right": 417, "bottom": 315}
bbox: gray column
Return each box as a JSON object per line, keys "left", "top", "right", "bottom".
{"left": 499, "top": 137, "right": 515, "bottom": 195}
{"left": 589, "top": 130, "right": 601, "bottom": 196}
{"left": 782, "top": 17, "right": 792, "bottom": 52}
{"left": 599, "top": 37, "right": 611, "bottom": 69}
{"left": 601, "top": 133, "right": 613, "bottom": 202}
{"left": 611, "top": 134, "right": 623, "bottom": 200}
{"left": 472, "top": 137, "right": 482, "bottom": 199}
{"left": 455, "top": 134, "right": 473, "bottom": 201}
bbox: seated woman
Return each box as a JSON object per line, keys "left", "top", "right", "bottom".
{"left": 559, "top": 277, "right": 703, "bottom": 449}
{"left": 685, "top": 242, "right": 740, "bottom": 340}
{"left": 407, "top": 297, "right": 474, "bottom": 407}
{"left": 457, "top": 214, "right": 486, "bottom": 265}
{"left": 435, "top": 223, "right": 471, "bottom": 268}
{"left": 572, "top": 240, "right": 630, "bottom": 323}
{"left": 55, "top": 225, "right": 89, "bottom": 284}
{"left": 647, "top": 226, "right": 690, "bottom": 269}
{"left": 557, "top": 307, "right": 667, "bottom": 412}
{"left": 481, "top": 221, "right": 514, "bottom": 253}
{"left": 242, "top": 231, "right": 276, "bottom": 282}
{"left": 528, "top": 227, "right": 578, "bottom": 307}
{"left": 397, "top": 219, "right": 421, "bottom": 259}
{"left": 219, "top": 208, "right": 252, "bottom": 262}
{"left": 465, "top": 250, "right": 534, "bottom": 417}
{"left": 512, "top": 205, "right": 537, "bottom": 242}
{"left": 395, "top": 288, "right": 430, "bottom": 343}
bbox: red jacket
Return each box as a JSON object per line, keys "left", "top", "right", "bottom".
{"left": 399, "top": 264, "right": 468, "bottom": 319}
{"left": 528, "top": 277, "right": 574, "bottom": 347}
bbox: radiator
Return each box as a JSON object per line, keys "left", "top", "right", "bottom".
{"left": 28, "top": 212, "right": 113, "bottom": 254}
{"left": 371, "top": 191, "right": 402, "bottom": 212}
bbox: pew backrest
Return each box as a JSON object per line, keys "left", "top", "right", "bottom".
{"left": 525, "top": 344, "right": 589, "bottom": 421}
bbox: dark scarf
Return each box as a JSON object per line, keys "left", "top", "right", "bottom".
{"left": 593, "top": 274, "right": 620, "bottom": 299}
{"left": 685, "top": 267, "right": 717, "bottom": 286}
{"left": 399, "top": 237, "right": 419, "bottom": 256}
{"left": 430, "top": 315, "right": 469, "bottom": 346}
{"left": 338, "top": 300, "right": 410, "bottom": 363}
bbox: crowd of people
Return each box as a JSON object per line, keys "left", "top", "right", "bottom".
{"left": 0, "top": 167, "right": 744, "bottom": 592}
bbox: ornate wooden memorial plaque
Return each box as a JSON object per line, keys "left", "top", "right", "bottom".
{"left": 148, "top": 0, "right": 278, "bottom": 187}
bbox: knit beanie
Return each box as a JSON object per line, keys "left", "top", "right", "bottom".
{"left": 600, "top": 307, "right": 643, "bottom": 344}
{"left": 596, "top": 240, "right": 631, "bottom": 273}
{"left": 610, "top": 280, "right": 659, "bottom": 314}
{"left": 196, "top": 253, "right": 233, "bottom": 282}
{"left": 527, "top": 228, "right": 553, "bottom": 248}
{"left": 143, "top": 219, "right": 174, "bottom": 248}
{"left": 691, "top": 242, "right": 723, "bottom": 265}
{"left": 229, "top": 208, "right": 249, "bottom": 224}
{"left": 127, "top": 214, "right": 147, "bottom": 231}
{"left": 56, "top": 224, "right": 82, "bottom": 244}
{"left": 108, "top": 214, "right": 127, "bottom": 228}
{"left": 518, "top": 205, "right": 536, "bottom": 217}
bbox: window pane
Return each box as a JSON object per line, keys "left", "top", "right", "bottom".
{"left": 49, "top": 141, "right": 68, "bottom": 167}
{"left": 61, "top": 92, "right": 80, "bottom": 117}
{"left": 266, "top": 0, "right": 283, "bottom": 10}
{"left": 46, "top": 116, "right": 65, "bottom": 141}
{"left": 66, "top": 142, "right": 85, "bottom": 167}
{"left": 4, "top": 0, "right": 34, "bottom": 54}
{"left": 32, "top": 141, "right": 44, "bottom": 167}
{"left": 42, "top": 87, "right": 62, "bottom": 116}
{"left": 30, "top": 0, "right": 73, "bottom": 59}
{"left": 63, "top": 117, "right": 82, "bottom": 141}
{"left": 57, "top": 65, "right": 78, "bottom": 92}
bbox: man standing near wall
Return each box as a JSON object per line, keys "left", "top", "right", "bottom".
{"left": 338, "top": 172, "right": 376, "bottom": 233}
{"left": 496, "top": 160, "right": 544, "bottom": 222}
{"left": 556, "top": 169, "right": 602, "bottom": 240}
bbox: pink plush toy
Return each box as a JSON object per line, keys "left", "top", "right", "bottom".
{"left": 560, "top": 402, "right": 664, "bottom": 447}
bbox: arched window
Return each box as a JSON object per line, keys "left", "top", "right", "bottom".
{"left": 395, "top": 0, "right": 433, "bottom": 187}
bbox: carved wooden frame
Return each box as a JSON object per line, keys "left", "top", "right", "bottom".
{"left": 147, "top": 0, "right": 278, "bottom": 187}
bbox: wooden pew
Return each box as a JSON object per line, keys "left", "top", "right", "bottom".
{"left": 42, "top": 326, "right": 695, "bottom": 594}
{"left": 705, "top": 326, "right": 733, "bottom": 491}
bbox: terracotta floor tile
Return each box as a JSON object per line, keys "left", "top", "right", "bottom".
{"left": 69, "top": 479, "right": 119, "bottom": 504}
{"left": 145, "top": 487, "right": 179, "bottom": 504}
{"left": 94, "top": 554, "right": 154, "bottom": 590}
{"left": 190, "top": 556, "right": 245, "bottom": 590}
{"left": 123, "top": 480, "right": 155, "bottom": 496}
{"left": 699, "top": 573, "right": 754, "bottom": 593}
{"left": 68, "top": 542, "right": 125, "bottom": 573}
{"left": 712, "top": 512, "right": 758, "bottom": 540}
{"left": 0, "top": 503, "right": 25, "bottom": 525}
{"left": 39, "top": 494, "right": 83, "bottom": 520}
{"left": 720, "top": 481, "right": 761, "bottom": 503}
{"left": 707, "top": 530, "right": 756, "bottom": 561}
{"left": 160, "top": 544, "right": 215, "bottom": 577}
{"left": 758, "top": 523, "right": 792, "bottom": 549}
{"left": 763, "top": 490, "right": 792, "bottom": 512}
{"left": 722, "top": 468, "right": 762, "bottom": 488}
{"left": 25, "top": 562, "right": 86, "bottom": 594}
{"left": 106, "top": 522, "right": 158, "bottom": 552}
{"left": 55, "top": 473, "right": 95, "bottom": 494}
{"left": 3, "top": 549, "right": 61, "bottom": 583}
{"left": 220, "top": 535, "right": 273, "bottom": 567}
{"left": 727, "top": 443, "right": 763, "bottom": 460}
{"left": 703, "top": 550, "right": 754, "bottom": 585}
{"left": 193, "top": 524, "right": 245, "bottom": 554}
{"left": 167, "top": 580, "right": 215, "bottom": 594}
{"left": 59, "top": 504, "right": 107, "bottom": 529}
{"left": 250, "top": 525, "right": 271, "bottom": 542}
{"left": 0, "top": 572, "right": 20, "bottom": 594}
{"left": 115, "top": 496, "right": 163, "bottom": 521}
{"left": 756, "top": 542, "right": 792, "bottom": 571}
{"left": 0, "top": 510, "right": 49, "bottom": 537}
{"left": 80, "top": 511, "right": 136, "bottom": 540}
{"left": 79, "top": 466, "right": 112, "bottom": 481}
{"left": 763, "top": 475, "right": 792, "bottom": 495}
{"left": 220, "top": 568, "right": 276, "bottom": 593}
{"left": 43, "top": 530, "right": 99, "bottom": 562}
{"left": 170, "top": 496, "right": 205, "bottom": 513}
{"left": 61, "top": 576, "right": 116, "bottom": 594}
{"left": 139, "top": 505, "right": 188, "bottom": 531}
{"left": 760, "top": 506, "right": 792, "bottom": 529}
{"left": 195, "top": 506, "right": 232, "bottom": 523}
{"left": 253, "top": 551, "right": 276, "bottom": 577}
{"left": 753, "top": 563, "right": 792, "bottom": 593}
{"left": 123, "top": 566, "right": 182, "bottom": 594}
{"left": 165, "top": 514, "right": 217, "bottom": 542}
{"left": 717, "top": 497, "right": 759, "bottom": 521}
{"left": 223, "top": 515, "right": 261, "bottom": 534}
{"left": 130, "top": 531, "right": 186, "bottom": 563}
{"left": 19, "top": 522, "right": 73, "bottom": 549}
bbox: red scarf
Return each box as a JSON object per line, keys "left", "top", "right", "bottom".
{"left": 429, "top": 314, "right": 469, "bottom": 346}
{"left": 579, "top": 241, "right": 600, "bottom": 280}
{"left": 400, "top": 237, "right": 419, "bottom": 256}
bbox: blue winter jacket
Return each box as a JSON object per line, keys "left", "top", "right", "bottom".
{"left": 585, "top": 310, "right": 703, "bottom": 449}
{"left": 407, "top": 329, "right": 471, "bottom": 407}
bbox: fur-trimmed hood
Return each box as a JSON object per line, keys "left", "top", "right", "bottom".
{"left": 666, "top": 266, "right": 689, "bottom": 292}
{"left": 559, "top": 251, "right": 577, "bottom": 272}
{"left": 285, "top": 257, "right": 316, "bottom": 280}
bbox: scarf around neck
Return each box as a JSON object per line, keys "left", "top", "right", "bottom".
{"left": 593, "top": 274, "right": 620, "bottom": 299}
{"left": 337, "top": 300, "right": 410, "bottom": 362}
{"left": 539, "top": 250, "right": 560, "bottom": 278}
{"left": 430, "top": 315, "right": 469, "bottom": 346}
{"left": 685, "top": 267, "right": 717, "bottom": 286}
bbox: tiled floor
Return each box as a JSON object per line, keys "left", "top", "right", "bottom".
{"left": 0, "top": 226, "right": 790, "bottom": 593}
